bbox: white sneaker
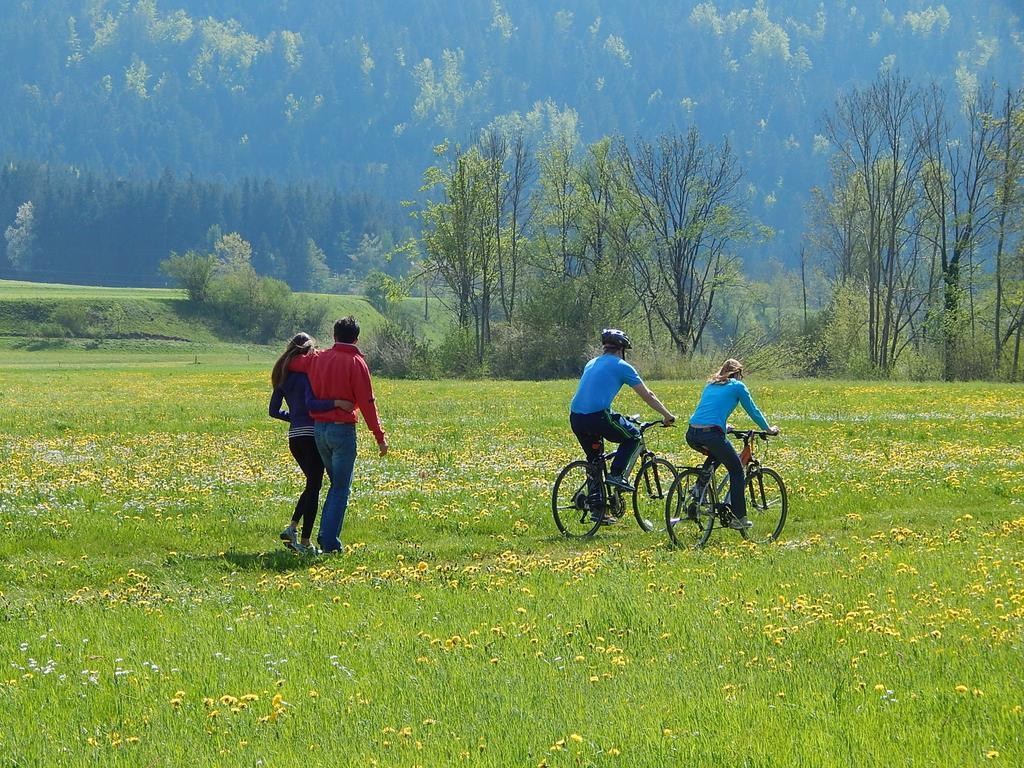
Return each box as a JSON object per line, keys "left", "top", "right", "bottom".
{"left": 279, "top": 526, "right": 298, "bottom": 551}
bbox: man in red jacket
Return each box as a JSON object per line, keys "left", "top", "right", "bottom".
{"left": 289, "top": 316, "right": 388, "bottom": 553}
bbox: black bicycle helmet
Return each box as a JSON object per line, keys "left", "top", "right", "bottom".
{"left": 600, "top": 328, "right": 632, "bottom": 350}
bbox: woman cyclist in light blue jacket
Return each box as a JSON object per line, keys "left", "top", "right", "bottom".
{"left": 686, "top": 358, "right": 779, "bottom": 529}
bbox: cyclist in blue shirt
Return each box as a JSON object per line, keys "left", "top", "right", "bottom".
{"left": 687, "top": 358, "right": 779, "bottom": 530}
{"left": 570, "top": 329, "right": 676, "bottom": 523}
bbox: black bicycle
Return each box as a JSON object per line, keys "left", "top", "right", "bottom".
{"left": 664, "top": 428, "right": 787, "bottom": 549}
{"left": 552, "top": 417, "right": 677, "bottom": 538}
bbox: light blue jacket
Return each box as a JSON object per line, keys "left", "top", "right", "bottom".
{"left": 689, "top": 379, "right": 770, "bottom": 431}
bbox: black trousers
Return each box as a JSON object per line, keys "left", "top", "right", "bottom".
{"left": 685, "top": 426, "right": 747, "bottom": 519}
{"left": 569, "top": 410, "right": 642, "bottom": 478}
{"left": 288, "top": 435, "right": 325, "bottom": 540}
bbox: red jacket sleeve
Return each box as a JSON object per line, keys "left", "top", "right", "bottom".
{"left": 352, "top": 356, "right": 385, "bottom": 442}
{"left": 288, "top": 353, "right": 312, "bottom": 373}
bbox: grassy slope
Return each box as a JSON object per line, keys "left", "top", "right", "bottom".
{"left": 0, "top": 368, "right": 1021, "bottom": 766}
{"left": 0, "top": 279, "right": 451, "bottom": 363}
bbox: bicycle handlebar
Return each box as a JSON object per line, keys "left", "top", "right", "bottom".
{"left": 726, "top": 427, "right": 776, "bottom": 440}
{"left": 624, "top": 414, "right": 674, "bottom": 433}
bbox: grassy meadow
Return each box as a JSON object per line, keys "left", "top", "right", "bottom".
{"left": 0, "top": 358, "right": 1022, "bottom": 766}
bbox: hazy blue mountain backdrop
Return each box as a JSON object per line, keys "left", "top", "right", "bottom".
{"left": 2, "top": 0, "right": 1020, "bottom": 286}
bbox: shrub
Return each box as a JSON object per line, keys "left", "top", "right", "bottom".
{"left": 437, "top": 326, "right": 486, "bottom": 378}
{"left": 363, "top": 270, "right": 408, "bottom": 315}
{"left": 490, "top": 280, "right": 595, "bottom": 379}
{"left": 208, "top": 267, "right": 292, "bottom": 343}
{"left": 286, "top": 297, "right": 332, "bottom": 341}
{"left": 363, "top": 320, "right": 435, "bottom": 378}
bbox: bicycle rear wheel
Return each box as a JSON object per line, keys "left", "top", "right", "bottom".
{"left": 740, "top": 466, "right": 787, "bottom": 544}
{"left": 632, "top": 457, "right": 677, "bottom": 532}
{"left": 552, "top": 460, "right": 603, "bottom": 538}
{"left": 665, "top": 468, "right": 715, "bottom": 549}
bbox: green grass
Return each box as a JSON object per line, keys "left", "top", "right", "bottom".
{"left": 0, "top": 367, "right": 1022, "bottom": 766}
{"left": 0, "top": 279, "right": 184, "bottom": 300}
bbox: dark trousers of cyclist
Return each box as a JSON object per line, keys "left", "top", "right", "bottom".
{"left": 571, "top": 410, "right": 641, "bottom": 518}
{"left": 685, "top": 426, "right": 747, "bottom": 520}
{"left": 570, "top": 409, "right": 642, "bottom": 475}
{"left": 288, "top": 435, "right": 325, "bottom": 541}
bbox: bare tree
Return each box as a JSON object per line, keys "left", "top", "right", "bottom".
{"left": 532, "top": 131, "right": 583, "bottom": 278}
{"left": 919, "top": 83, "right": 1000, "bottom": 378}
{"left": 992, "top": 89, "right": 1024, "bottom": 370}
{"left": 619, "top": 127, "right": 749, "bottom": 355}
{"left": 481, "top": 127, "right": 535, "bottom": 325}
{"left": 806, "top": 157, "right": 866, "bottom": 283}
{"left": 824, "top": 70, "right": 929, "bottom": 371}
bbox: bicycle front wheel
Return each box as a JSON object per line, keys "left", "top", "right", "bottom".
{"left": 552, "top": 460, "right": 602, "bottom": 538}
{"left": 740, "top": 466, "right": 787, "bottom": 544}
{"left": 665, "top": 468, "right": 715, "bottom": 549}
{"left": 633, "top": 457, "right": 677, "bottom": 532}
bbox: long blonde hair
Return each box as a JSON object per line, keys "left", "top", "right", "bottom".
{"left": 709, "top": 358, "right": 744, "bottom": 384}
{"left": 271, "top": 332, "right": 316, "bottom": 389}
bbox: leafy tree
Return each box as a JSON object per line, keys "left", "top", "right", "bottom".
{"left": 3, "top": 201, "right": 36, "bottom": 270}
{"left": 160, "top": 250, "right": 216, "bottom": 303}
{"left": 363, "top": 269, "right": 408, "bottom": 314}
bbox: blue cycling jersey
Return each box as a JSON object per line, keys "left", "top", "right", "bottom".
{"left": 570, "top": 354, "right": 643, "bottom": 414}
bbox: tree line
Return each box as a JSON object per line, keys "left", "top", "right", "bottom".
{"left": 0, "top": 163, "right": 408, "bottom": 289}
{"left": 402, "top": 72, "right": 1023, "bottom": 381}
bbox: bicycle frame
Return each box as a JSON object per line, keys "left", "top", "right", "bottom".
{"left": 591, "top": 421, "right": 659, "bottom": 485}
{"left": 697, "top": 429, "right": 769, "bottom": 511}
{"left": 586, "top": 420, "right": 665, "bottom": 519}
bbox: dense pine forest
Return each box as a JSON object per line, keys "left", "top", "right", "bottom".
{"left": 2, "top": 1, "right": 1023, "bottom": 378}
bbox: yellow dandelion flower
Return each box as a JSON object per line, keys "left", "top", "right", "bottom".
{"left": 955, "top": 685, "right": 969, "bottom": 694}
{"left": 570, "top": 733, "right": 584, "bottom": 743}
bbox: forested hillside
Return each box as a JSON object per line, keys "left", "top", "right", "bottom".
{"left": 2, "top": 0, "right": 1020, "bottom": 278}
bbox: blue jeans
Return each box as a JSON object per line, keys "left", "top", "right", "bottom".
{"left": 314, "top": 422, "right": 357, "bottom": 552}
{"left": 685, "top": 426, "right": 747, "bottom": 519}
